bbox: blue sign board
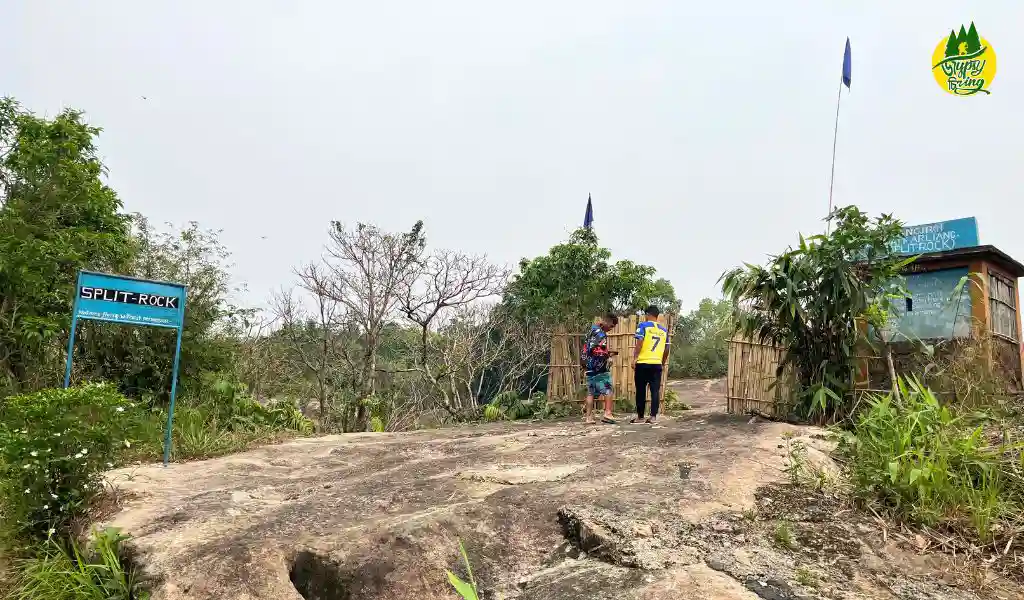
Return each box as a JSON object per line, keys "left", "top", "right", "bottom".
{"left": 75, "top": 271, "right": 185, "bottom": 329}
{"left": 893, "top": 267, "right": 972, "bottom": 340}
{"left": 890, "top": 217, "right": 979, "bottom": 255}
{"left": 65, "top": 271, "right": 187, "bottom": 466}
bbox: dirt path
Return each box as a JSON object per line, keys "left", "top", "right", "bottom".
{"left": 100, "top": 381, "right": 1016, "bottom": 600}
{"left": 668, "top": 378, "right": 727, "bottom": 411}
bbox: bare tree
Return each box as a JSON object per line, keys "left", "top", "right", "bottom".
{"left": 234, "top": 310, "right": 280, "bottom": 403}
{"left": 398, "top": 251, "right": 508, "bottom": 412}
{"left": 472, "top": 309, "right": 548, "bottom": 400}
{"left": 316, "top": 221, "right": 426, "bottom": 427}
{"left": 271, "top": 277, "right": 351, "bottom": 428}
{"left": 404, "top": 303, "right": 548, "bottom": 416}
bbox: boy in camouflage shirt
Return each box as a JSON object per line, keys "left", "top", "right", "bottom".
{"left": 581, "top": 313, "right": 619, "bottom": 424}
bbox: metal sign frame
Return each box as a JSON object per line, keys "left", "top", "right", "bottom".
{"left": 64, "top": 270, "right": 187, "bottom": 467}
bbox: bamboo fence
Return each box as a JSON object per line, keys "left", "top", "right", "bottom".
{"left": 726, "top": 335, "right": 794, "bottom": 416}
{"left": 547, "top": 314, "right": 675, "bottom": 403}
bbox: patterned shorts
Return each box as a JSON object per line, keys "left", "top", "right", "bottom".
{"left": 586, "top": 372, "right": 613, "bottom": 397}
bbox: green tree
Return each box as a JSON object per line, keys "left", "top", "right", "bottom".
{"left": 502, "top": 228, "right": 677, "bottom": 327}
{"left": 670, "top": 298, "right": 731, "bottom": 379}
{"left": 944, "top": 30, "right": 959, "bottom": 58}
{"left": 720, "top": 206, "right": 911, "bottom": 422}
{"left": 965, "top": 22, "right": 981, "bottom": 53}
{"left": 0, "top": 98, "right": 132, "bottom": 394}
{"left": 70, "top": 217, "right": 244, "bottom": 402}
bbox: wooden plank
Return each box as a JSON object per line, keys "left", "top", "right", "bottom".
{"left": 726, "top": 334, "right": 792, "bottom": 416}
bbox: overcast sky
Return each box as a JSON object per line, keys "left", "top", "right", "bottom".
{"left": 5, "top": 1, "right": 1022, "bottom": 312}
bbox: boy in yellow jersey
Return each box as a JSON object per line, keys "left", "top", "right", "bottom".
{"left": 631, "top": 305, "right": 669, "bottom": 425}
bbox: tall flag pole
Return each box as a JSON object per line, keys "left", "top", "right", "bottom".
{"left": 583, "top": 193, "right": 594, "bottom": 230}
{"left": 827, "top": 38, "right": 852, "bottom": 234}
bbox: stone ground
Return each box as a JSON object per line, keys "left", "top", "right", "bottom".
{"left": 99, "top": 380, "right": 1022, "bottom": 600}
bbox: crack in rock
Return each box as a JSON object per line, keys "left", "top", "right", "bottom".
{"left": 557, "top": 505, "right": 701, "bottom": 570}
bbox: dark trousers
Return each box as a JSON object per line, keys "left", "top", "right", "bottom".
{"left": 635, "top": 363, "right": 663, "bottom": 419}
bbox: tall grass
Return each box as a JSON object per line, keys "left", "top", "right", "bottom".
{"left": 9, "top": 528, "right": 148, "bottom": 600}
{"left": 840, "top": 376, "right": 1024, "bottom": 542}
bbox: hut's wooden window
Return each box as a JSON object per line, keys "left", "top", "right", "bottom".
{"left": 989, "top": 272, "right": 1018, "bottom": 341}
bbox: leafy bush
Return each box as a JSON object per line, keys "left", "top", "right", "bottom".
{"left": 102, "top": 392, "right": 314, "bottom": 465}
{"left": 0, "top": 384, "right": 138, "bottom": 543}
{"left": 481, "top": 391, "right": 535, "bottom": 422}
{"left": 772, "top": 521, "right": 796, "bottom": 550}
{"left": 9, "top": 527, "right": 149, "bottom": 600}
{"left": 722, "top": 206, "right": 909, "bottom": 423}
{"left": 840, "top": 377, "right": 1023, "bottom": 541}
{"left": 184, "top": 374, "right": 311, "bottom": 434}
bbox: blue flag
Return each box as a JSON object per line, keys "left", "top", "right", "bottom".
{"left": 842, "top": 38, "right": 852, "bottom": 89}
{"left": 583, "top": 194, "right": 594, "bottom": 229}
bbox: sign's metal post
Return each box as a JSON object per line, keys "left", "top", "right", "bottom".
{"left": 163, "top": 325, "right": 184, "bottom": 467}
{"left": 64, "top": 270, "right": 187, "bottom": 468}
{"left": 63, "top": 272, "right": 83, "bottom": 388}
{"left": 63, "top": 318, "right": 78, "bottom": 389}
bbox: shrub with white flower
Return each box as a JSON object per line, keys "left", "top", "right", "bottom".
{"left": 0, "top": 383, "right": 139, "bottom": 542}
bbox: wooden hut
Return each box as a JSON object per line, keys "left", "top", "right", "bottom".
{"left": 726, "top": 217, "right": 1024, "bottom": 415}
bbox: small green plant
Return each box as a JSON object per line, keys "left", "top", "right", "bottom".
{"left": 533, "top": 401, "right": 574, "bottom": 420}
{"left": 794, "top": 566, "right": 818, "bottom": 588}
{"left": 781, "top": 432, "right": 807, "bottom": 486}
{"left": 661, "top": 388, "right": 692, "bottom": 412}
{"left": 171, "top": 407, "right": 233, "bottom": 460}
{"left": 446, "top": 540, "right": 479, "bottom": 600}
{"left": 810, "top": 466, "right": 831, "bottom": 492}
{"left": 264, "top": 399, "right": 314, "bottom": 435}
{"left": 484, "top": 391, "right": 533, "bottom": 421}
{"left": 773, "top": 521, "right": 796, "bottom": 550}
{"left": 483, "top": 403, "right": 503, "bottom": 422}
{"left": 613, "top": 395, "right": 635, "bottom": 414}
{"left": 9, "top": 527, "right": 149, "bottom": 599}
{"left": 741, "top": 507, "right": 757, "bottom": 522}
{"left": 0, "top": 384, "right": 139, "bottom": 543}
{"left": 362, "top": 392, "right": 405, "bottom": 432}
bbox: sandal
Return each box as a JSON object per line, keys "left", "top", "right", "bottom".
{"left": 601, "top": 416, "right": 616, "bottom": 424}
{"left": 629, "top": 417, "right": 644, "bottom": 424}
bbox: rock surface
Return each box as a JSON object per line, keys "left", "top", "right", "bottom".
{"left": 100, "top": 381, "right": 1016, "bottom": 600}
